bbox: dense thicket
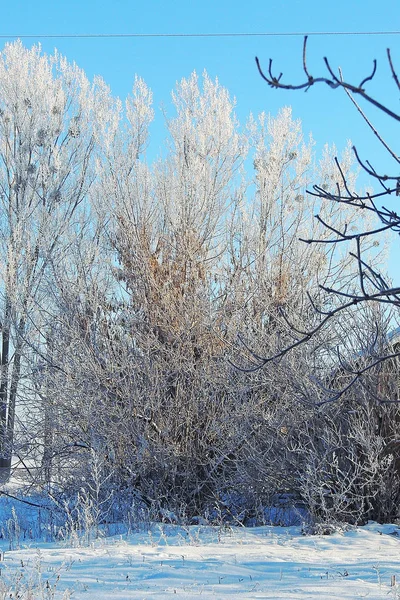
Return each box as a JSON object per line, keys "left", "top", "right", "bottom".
{"left": 0, "top": 41, "right": 398, "bottom": 527}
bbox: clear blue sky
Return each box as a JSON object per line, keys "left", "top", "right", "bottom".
{"left": 2, "top": 0, "right": 400, "bottom": 276}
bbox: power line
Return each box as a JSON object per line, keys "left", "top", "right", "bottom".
{"left": 0, "top": 31, "right": 399, "bottom": 40}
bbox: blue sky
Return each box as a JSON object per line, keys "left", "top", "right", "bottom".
{"left": 2, "top": 0, "right": 400, "bottom": 276}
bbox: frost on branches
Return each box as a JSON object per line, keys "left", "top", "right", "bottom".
{"left": 0, "top": 41, "right": 397, "bottom": 527}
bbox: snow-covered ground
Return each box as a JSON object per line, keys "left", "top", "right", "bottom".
{"left": 0, "top": 521, "right": 400, "bottom": 599}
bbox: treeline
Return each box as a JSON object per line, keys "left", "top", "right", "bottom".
{"left": 0, "top": 41, "right": 398, "bottom": 526}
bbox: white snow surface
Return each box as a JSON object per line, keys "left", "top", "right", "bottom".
{"left": 0, "top": 522, "right": 400, "bottom": 599}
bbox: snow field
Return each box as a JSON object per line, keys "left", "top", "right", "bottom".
{"left": 0, "top": 523, "right": 399, "bottom": 598}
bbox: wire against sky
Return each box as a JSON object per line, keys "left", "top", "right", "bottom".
{"left": 0, "top": 31, "right": 400, "bottom": 39}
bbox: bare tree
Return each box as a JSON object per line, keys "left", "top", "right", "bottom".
{"left": 251, "top": 37, "right": 399, "bottom": 392}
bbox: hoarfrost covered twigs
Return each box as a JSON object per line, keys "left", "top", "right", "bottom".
{"left": 0, "top": 40, "right": 396, "bottom": 528}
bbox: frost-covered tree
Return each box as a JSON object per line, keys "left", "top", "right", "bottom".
{"left": 0, "top": 42, "right": 388, "bottom": 524}
{"left": 0, "top": 41, "right": 106, "bottom": 480}
{"left": 48, "top": 72, "right": 374, "bottom": 516}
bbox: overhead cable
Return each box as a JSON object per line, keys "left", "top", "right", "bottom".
{"left": 0, "top": 31, "right": 399, "bottom": 40}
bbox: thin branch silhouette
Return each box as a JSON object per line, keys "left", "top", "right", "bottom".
{"left": 244, "top": 37, "right": 400, "bottom": 402}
